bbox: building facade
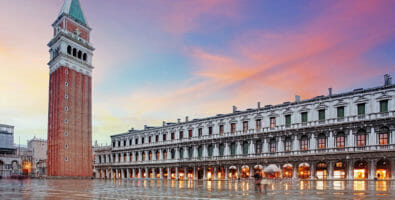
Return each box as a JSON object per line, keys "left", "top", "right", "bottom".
{"left": 94, "top": 76, "right": 395, "bottom": 181}
{"left": 47, "top": 0, "right": 93, "bottom": 177}
{"left": 28, "top": 137, "right": 47, "bottom": 176}
{"left": 0, "top": 124, "right": 20, "bottom": 177}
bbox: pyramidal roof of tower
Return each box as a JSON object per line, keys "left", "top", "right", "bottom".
{"left": 59, "top": 0, "right": 87, "bottom": 25}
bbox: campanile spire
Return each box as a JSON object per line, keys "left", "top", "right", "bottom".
{"left": 47, "top": 0, "right": 93, "bottom": 177}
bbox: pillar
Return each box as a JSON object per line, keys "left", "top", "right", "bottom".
{"left": 370, "top": 159, "right": 376, "bottom": 180}
{"left": 203, "top": 167, "right": 207, "bottom": 180}
{"left": 175, "top": 167, "right": 179, "bottom": 180}
{"left": 138, "top": 168, "right": 142, "bottom": 179}
{"left": 132, "top": 168, "right": 136, "bottom": 178}
{"left": 167, "top": 167, "right": 171, "bottom": 180}
{"left": 237, "top": 166, "right": 241, "bottom": 179}
{"left": 152, "top": 168, "right": 156, "bottom": 179}
{"left": 293, "top": 163, "right": 298, "bottom": 179}
{"left": 160, "top": 168, "right": 163, "bottom": 179}
{"left": 328, "top": 161, "right": 333, "bottom": 180}
{"left": 225, "top": 167, "right": 228, "bottom": 180}
{"left": 347, "top": 160, "right": 353, "bottom": 180}
{"left": 184, "top": 168, "right": 188, "bottom": 180}
{"left": 121, "top": 168, "right": 124, "bottom": 179}
{"left": 310, "top": 163, "right": 316, "bottom": 180}
{"left": 193, "top": 166, "right": 197, "bottom": 180}
{"left": 249, "top": 165, "right": 254, "bottom": 179}
{"left": 145, "top": 167, "right": 148, "bottom": 179}
{"left": 214, "top": 167, "right": 218, "bottom": 180}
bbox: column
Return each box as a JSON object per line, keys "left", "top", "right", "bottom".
{"left": 193, "top": 166, "right": 197, "bottom": 180}
{"left": 213, "top": 167, "right": 218, "bottom": 180}
{"left": 347, "top": 160, "right": 353, "bottom": 180}
{"left": 160, "top": 168, "right": 163, "bottom": 179}
{"left": 116, "top": 169, "right": 119, "bottom": 179}
{"left": 277, "top": 138, "right": 283, "bottom": 152}
{"left": 328, "top": 131, "right": 334, "bottom": 149}
{"left": 310, "top": 163, "right": 316, "bottom": 180}
{"left": 369, "top": 127, "right": 376, "bottom": 146}
{"left": 132, "top": 168, "right": 136, "bottom": 179}
{"left": 293, "top": 163, "right": 298, "bottom": 179}
{"left": 236, "top": 141, "right": 242, "bottom": 155}
{"left": 224, "top": 143, "right": 230, "bottom": 156}
{"left": 152, "top": 168, "right": 156, "bottom": 179}
{"left": 159, "top": 149, "right": 163, "bottom": 160}
{"left": 249, "top": 165, "right": 254, "bottom": 179}
{"left": 370, "top": 159, "right": 376, "bottom": 180}
{"left": 203, "top": 145, "right": 208, "bottom": 158}
{"left": 138, "top": 168, "right": 142, "bottom": 179}
{"left": 392, "top": 159, "right": 395, "bottom": 179}
{"left": 292, "top": 136, "right": 299, "bottom": 151}
{"left": 183, "top": 148, "right": 189, "bottom": 159}
{"left": 184, "top": 168, "right": 188, "bottom": 180}
{"left": 167, "top": 167, "right": 171, "bottom": 180}
{"left": 310, "top": 133, "right": 316, "bottom": 150}
{"left": 145, "top": 167, "right": 148, "bottom": 179}
{"left": 225, "top": 167, "right": 229, "bottom": 180}
{"left": 263, "top": 138, "right": 269, "bottom": 153}
{"left": 175, "top": 148, "right": 180, "bottom": 160}
{"left": 175, "top": 167, "right": 179, "bottom": 180}
{"left": 249, "top": 140, "right": 256, "bottom": 155}
{"left": 106, "top": 169, "right": 110, "bottom": 179}
{"left": 203, "top": 167, "right": 207, "bottom": 180}
{"left": 237, "top": 166, "right": 241, "bottom": 179}
{"left": 327, "top": 161, "right": 333, "bottom": 180}
{"left": 121, "top": 168, "right": 124, "bottom": 179}
{"left": 391, "top": 129, "right": 395, "bottom": 145}
{"left": 213, "top": 144, "right": 219, "bottom": 157}
{"left": 347, "top": 129, "right": 354, "bottom": 147}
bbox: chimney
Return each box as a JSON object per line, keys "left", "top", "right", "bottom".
{"left": 233, "top": 106, "right": 237, "bottom": 113}
{"left": 177, "top": 118, "right": 181, "bottom": 123}
{"left": 328, "top": 88, "right": 333, "bottom": 97}
{"left": 257, "top": 102, "right": 261, "bottom": 109}
{"left": 295, "top": 95, "right": 301, "bottom": 103}
{"left": 384, "top": 74, "right": 392, "bottom": 86}
{"left": 185, "top": 116, "right": 189, "bottom": 122}
{"left": 162, "top": 121, "right": 166, "bottom": 126}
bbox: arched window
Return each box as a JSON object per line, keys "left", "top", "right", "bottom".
{"left": 230, "top": 142, "right": 236, "bottom": 155}
{"left": 78, "top": 50, "right": 82, "bottom": 59}
{"left": 243, "top": 141, "right": 249, "bottom": 155}
{"left": 142, "top": 152, "right": 145, "bottom": 161}
{"left": 148, "top": 151, "right": 152, "bottom": 160}
{"left": 198, "top": 146, "right": 203, "bottom": 158}
{"left": 219, "top": 144, "right": 225, "bottom": 156}
{"left": 255, "top": 140, "right": 262, "bottom": 154}
{"left": 336, "top": 132, "right": 345, "bottom": 148}
{"left": 67, "top": 46, "right": 72, "bottom": 54}
{"left": 188, "top": 147, "right": 193, "bottom": 158}
{"left": 285, "top": 137, "right": 292, "bottom": 152}
{"left": 83, "top": 53, "right": 87, "bottom": 61}
{"left": 180, "top": 148, "right": 184, "bottom": 159}
{"left": 72, "top": 48, "right": 77, "bottom": 57}
{"left": 378, "top": 127, "right": 390, "bottom": 145}
{"left": 356, "top": 129, "right": 366, "bottom": 147}
{"left": 300, "top": 135, "right": 309, "bottom": 151}
{"left": 208, "top": 144, "right": 213, "bottom": 157}
{"left": 171, "top": 149, "right": 176, "bottom": 159}
{"left": 163, "top": 150, "right": 167, "bottom": 160}
{"left": 156, "top": 150, "right": 159, "bottom": 160}
{"left": 269, "top": 139, "right": 276, "bottom": 153}
{"left": 318, "top": 133, "right": 326, "bottom": 149}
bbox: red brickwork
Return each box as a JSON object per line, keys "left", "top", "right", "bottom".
{"left": 47, "top": 66, "right": 92, "bottom": 177}
{"left": 66, "top": 19, "right": 89, "bottom": 41}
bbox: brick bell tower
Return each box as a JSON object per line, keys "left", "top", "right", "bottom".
{"left": 47, "top": 0, "right": 94, "bottom": 177}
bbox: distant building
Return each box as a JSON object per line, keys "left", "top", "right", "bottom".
{"left": 0, "top": 124, "right": 20, "bottom": 177}
{"left": 27, "top": 137, "right": 47, "bottom": 176}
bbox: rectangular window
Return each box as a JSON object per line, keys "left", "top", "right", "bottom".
{"left": 270, "top": 117, "right": 276, "bottom": 129}
{"left": 380, "top": 100, "right": 388, "bottom": 113}
{"left": 179, "top": 131, "right": 183, "bottom": 139}
{"left": 243, "top": 121, "right": 248, "bottom": 132}
{"left": 171, "top": 132, "right": 175, "bottom": 140}
{"left": 148, "top": 136, "right": 151, "bottom": 143}
{"left": 142, "top": 138, "right": 145, "bottom": 144}
{"left": 301, "top": 112, "right": 308, "bottom": 123}
{"left": 163, "top": 134, "right": 166, "bottom": 141}
{"left": 219, "top": 125, "right": 224, "bottom": 135}
{"left": 270, "top": 142, "right": 276, "bottom": 153}
{"left": 285, "top": 115, "right": 291, "bottom": 126}
{"left": 155, "top": 135, "right": 159, "bottom": 142}
{"left": 319, "top": 109, "right": 325, "bottom": 121}
{"left": 318, "top": 138, "right": 326, "bottom": 149}
{"left": 285, "top": 140, "right": 292, "bottom": 152}
{"left": 379, "top": 133, "right": 388, "bottom": 145}
{"left": 198, "top": 128, "right": 203, "bottom": 137}
{"left": 337, "top": 107, "right": 345, "bottom": 118}
{"left": 208, "top": 127, "right": 213, "bottom": 135}
{"left": 189, "top": 130, "right": 193, "bottom": 138}
{"left": 336, "top": 136, "right": 345, "bottom": 148}
{"left": 356, "top": 134, "right": 366, "bottom": 147}
{"left": 231, "top": 123, "right": 236, "bottom": 133}
{"left": 357, "top": 103, "right": 365, "bottom": 115}
{"left": 301, "top": 139, "right": 308, "bottom": 151}
{"left": 256, "top": 119, "right": 262, "bottom": 130}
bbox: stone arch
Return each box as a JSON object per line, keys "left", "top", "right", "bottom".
{"left": 83, "top": 53, "right": 87, "bottom": 61}
{"left": 376, "top": 159, "right": 391, "bottom": 179}
{"left": 354, "top": 160, "right": 369, "bottom": 179}
{"left": 72, "top": 48, "right": 77, "bottom": 57}
{"left": 298, "top": 162, "right": 310, "bottom": 179}
{"left": 67, "top": 45, "right": 72, "bottom": 54}
{"left": 282, "top": 163, "right": 293, "bottom": 178}
{"left": 316, "top": 161, "right": 328, "bottom": 179}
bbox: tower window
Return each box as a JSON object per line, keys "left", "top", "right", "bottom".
{"left": 67, "top": 46, "right": 72, "bottom": 54}
{"left": 78, "top": 50, "right": 82, "bottom": 59}
{"left": 64, "top": 132, "right": 68, "bottom": 136}
{"left": 65, "top": 82, "right": 69, "bottom": 87}
{"left": 64, "top": 119, "right": 68, "bottom": 124}
{"left": 65, "top": 69, "right": 69, "bottom": 75}
{"left": 83, "top": 53, "right": 87, "bottom": 61}
{"left": 65, "top": 157, "right": 69, "bottom": 161}
{"left": 65, "top": 94, "right": 69, "bottom": 99}
{"left": 65, "top": 106, "right": 69, "bottom": 111}
{"left": 72, "top": 48, "right": 77, "bottom": 57}
{"left": 65, "top": 144, "right": 69, "bottom": 149}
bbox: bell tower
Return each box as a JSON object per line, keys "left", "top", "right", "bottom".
{"left": 47, "top": 0, "right": 94, "bottom": 177}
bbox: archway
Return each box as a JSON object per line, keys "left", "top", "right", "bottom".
{"left": 229, "top": 166, "right": 237, "bottom": 179}
{"left": 197, "top": 167, "right": 204, "bottom": 180}
{"left": 316, "top": 162, "right": 328, "bottom": 179}
{"left": 298, "top": 163, "right": 310, "bottom": 179}
{"left": 282, "top": 164, "right": 293, "bottom": 178}
{"left": 354, "top": 160, "right": 368, "bottom": 179}
{"left": 241, "top": 165, "right": 249, "bottom": 178}
{"left": 217, "top": 166, "right": 225, "bottom": 180}
{"left": 254, "top": 165, "right": 263, "bottom": 177}
{"left": 263, "top": 164, "right": 281, "bottom": 178}
{"left": 207, "top": 167, "right": 214, "bottom": 180}
{"left": 376, "top": 159, "right": 391, "bottom": 179}
{"left": 333, "top": 161, "right": 346, "bottom": 179}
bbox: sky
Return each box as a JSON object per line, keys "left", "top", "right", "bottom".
{"left": 0, "top": 0, "right": 394, "bottom": 146}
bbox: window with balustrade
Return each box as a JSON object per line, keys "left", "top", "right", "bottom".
{"left": 378, "top": 127, "right": 389, "bottom": 145}
{"left": 242, "top": 142, "right": 249, "bottom": 155}
{"left": 163, "top": 150, "right": 167, "bottom": 160}
{"left": 336, "top": 133, "right": 345, "bottom": 148}
{"left": 180, "top": 148, "right": 184, "bottom": 159}
{"left": 231, "top": 123, "right": 236, "bottom": 133}
{"left": 189, "top": 129, "right": 193, "bottom": 138}
{"left": 129, "top": 139, "right": 132, "bottom": 146}
{"left": 123, "top": 153, "right": 127, "bottom": 162}
{"left": 219, "top": 144, "right": 225, "bottom": 156}
{"left": 300, "top": 136, "right": 309, "bottom": 151}
{"left": 118, "top": 141, "right": 120, "bottom": 147}
{"left": 171, "top": 149, "right": 176, "bottom": 159}
{"left": 135, "top": 153, "right": 139, "bottom": 161}
{"left": 155, "top": 135, "right": 159, "bottom": 142}
{"left": 171, "top": 132, "right": 175, "bottom": 140}
{"left": 149, "top": 152, "right": 152, "bottom": 160}
{"left": 256, "top": 140, "right": 262, "bottom": 154}
{"left": 285, "top": 137, "right": 292, "bottom": 152}
{"left": 142, "top": 152, "right": 145, "bottom": 161}
{"left": 380, "top": 100, "right": 388, "bottom": 113}
{"left": 198, "top": 128, "right": 203, "bottom": 137}
{"left": 357, "top": 103, "right": 365, "bottom": 115}
{"left": 243, "top": 121, "right": 248, "bottom": 133}
{"left": 270, "top": 117, "right": 276, "bottom": 128}
{"left": 189, "top": 147, "right": 193, "bottom": 158}
{"left": 318, "top": 134, "right": 326, "bottom": 149}
{"left": 208, "top": 127, "right": 213, "bottom": 135}
{"left": 123, "top": 140, "right": 126, "bottom": 147}
{"left": 179, "top": 131, "right": 183, "bottom": 139}
{"left": 230, "top": 143, "right": 236, "bottom": 155}
{"left": 301, "top": 112, "right": 308, "bottom": 123}
{"left": 156, "top": 151, "right": 159, "bottom": 160}
{"left": 198, "top": 146, "right": 203, "bottom": 158}
{"left": 319, "top": 109, "right": 325, "bottom": 121}
{"left": 149, "top": 136, "right": 151, "bottom": 143}
{"left": 130, "top": 154, "right": 133, "bottom": 162}
{"left": 135, "top": 138, "right": 138, "bottom": 145}
{"left": 163, "top": 134, "right": 167, "bottom": 141}
{"left": 256, "top": 119, "right": 262, "bottom": 130}
{"left": 270, "top": 139, "right": 276, "bottom": 153}
{"left": 337, "top": 106, "right": 345, "bottom": 118}
{"left": 208, "top": 145, "right": 213, "bottom": 157}
{"left": 219, "top": 125, "right": 224, "bottom": 135}
{"left": 356, "top": 130, "right": 366, "bottom": 147}
{"left": 142, "top": 137, "right": 145, "bottom": 144}
{"left": 285, "top": 115, "right": 291, "bottom": 127}
{"left": 112, "top": 141, "right": 115, "bottom": 147}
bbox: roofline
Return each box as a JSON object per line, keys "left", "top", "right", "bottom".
{"left": 110, "top": 83, "right": 395, "bottom": 138}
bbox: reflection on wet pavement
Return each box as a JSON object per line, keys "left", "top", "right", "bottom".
{"left": 0, "top": 179, "right": 394, "bottom": 199}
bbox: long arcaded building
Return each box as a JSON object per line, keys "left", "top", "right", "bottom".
{"left": 94, "top": 75, "right": 395, "bottom": 180}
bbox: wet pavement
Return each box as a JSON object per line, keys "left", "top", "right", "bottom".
{"left": 0, "top": 179, "right": 394, "bottom": 199}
